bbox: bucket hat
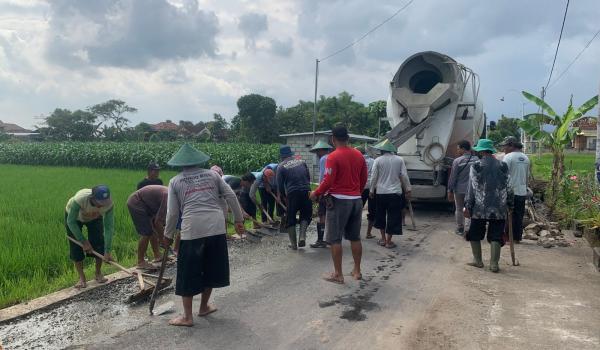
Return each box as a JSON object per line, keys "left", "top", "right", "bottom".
{"left": 167, "top": 143, "right": 210, "bottom": 167}
{"left": 280, "top": 145, "right": 294, "bottom": 159}
{"left": 372, "top": 139, "right": 397, "bottom": 153}
{"left": 309, "top": 140, "right": 333, "bottom": 153}
{"left": 473, "top": 139, "right": 497, "bottom": 154}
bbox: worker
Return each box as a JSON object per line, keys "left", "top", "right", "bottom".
{"left": 65, "top": 185, "right": 115, "bottom": 289}
{"left": 500, "top": 136, "right": 530, "bottom": 243}
{"left": 310, "top": 125, "right": 367, "bottom": 284}
{"left": 447, "top": 140, "right": 478, "bottom": 235}
{"left": 309, "top": 140, "right": 333, "bottom": 248}
{"left": 369, "top": 139, "right": 411, "bottom": 249}
{"left": 162, "top": 144, "right": 244, "bottom": 327}
{"left": 250, "top": 163, "right": 278, "bottom": 223}
{"left": 464, "top": 139, "right": 513, "bottom": 273}
{"left": 239, "top": 173, "right": 258, "bottom": 225}
{"left": 137, "top": 162, "right": 163, "bottom": 190}
{"left": 276, "top": 145, "right": 312, "bottom": 250}
{"left": 126, "top": 185, "right": 167, "bottom": 270}
{"left": 356, "top": 146, "right": 376, "bottom": 239}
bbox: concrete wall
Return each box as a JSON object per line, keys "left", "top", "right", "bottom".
{"left": 285, "top": 135, "right": 329, "bottom": 182}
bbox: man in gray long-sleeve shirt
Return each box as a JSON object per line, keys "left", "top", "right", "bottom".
{"left": 447, "top": 140, "right": 477, "bottom": 235}
{"left": 162, "top": 144, "right": 244, "bottom": 327}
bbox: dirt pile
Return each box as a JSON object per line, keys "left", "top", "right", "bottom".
{"left": 522, "top": 222, "right": 570, "bottom": 248}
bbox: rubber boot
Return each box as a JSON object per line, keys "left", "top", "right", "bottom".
{"left": 310, "top": 223, "right": 326, "bottom": 248}
{"left": 489, "top": 241, "right": 501, "bottom": 273}
{"left": 467, "top": 241, "right": 484, "bottom": 268}
{"left": 287, "top": 226, "right": 297, "bottom": 250}
{"left": 298, "top": 221, "right": 308, "bottom": 247}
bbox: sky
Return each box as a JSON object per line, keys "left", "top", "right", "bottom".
{"left": 0, "top": 0, "right": 599, "bottom": 130}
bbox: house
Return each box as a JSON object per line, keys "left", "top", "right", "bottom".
{"left": 150, "top": 120, "right": 180, "bottom": 132}
{"left": 572, "top": 117, "right": 597, "bottom": 151}
{"left": 280, "top": 131, "right": 378, "bottom": 182}
{"left": 0, "top": 120, "right": 39, "bottom": 139}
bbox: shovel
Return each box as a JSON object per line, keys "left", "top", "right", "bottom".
{"left": 67, "top": 236, "right": 172, "bottom": 302}
{"left": 507, "top": 210, "right": 520, "bottom": 266}
{"left": 149, "top": 246, "right": 174, "bottom": 315}
{"left": 406, "top": 198, "right": 417, "bottom": 231}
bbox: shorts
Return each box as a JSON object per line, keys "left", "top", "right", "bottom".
{"left": 466, "top": 219, "right": 505, "bottom": 244}
{"left": 285, "top": 190, "right": 313, "bottom": 228}
{"left": 127, "top": 197, "right": 154, "bottom": 236}
{"left": 318, "top": 197, "right": 327, "bottom": 217}
{"left": 239, "top": 191, "right": 256, "bottom": 218}
{"left": 175, "top": 234, "right": 230, "bottom": 296}
{"left": 374, "top": 193, "right": 405, "bottom": 235}
{"left": 65, "top": 212, "right": 104, "bottom": 262}
{"left": 361, "top": 189, "right": 376, "bottom": 222}
{"left": 325, "top": 197, "right": 363, "bottom": 244}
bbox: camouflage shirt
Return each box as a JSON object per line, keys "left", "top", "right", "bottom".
{"left": 465, "top": 156, "right": 513, "bottom": 220}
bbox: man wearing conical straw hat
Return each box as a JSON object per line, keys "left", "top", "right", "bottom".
{"left": 162, "top": 144, "right": 245, "bottom": 327}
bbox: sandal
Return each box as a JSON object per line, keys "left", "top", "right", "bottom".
{"left": 365, "top": 234, "right": 375, "bottom": 239}
{"left": 385, "top": 242, "right": 397, "bottom": 249}
{"left": 377, "top": 239, "right": 386, "bottom": 246}
{"left": 137, "top": 261, "right": 158, "bottom": 270}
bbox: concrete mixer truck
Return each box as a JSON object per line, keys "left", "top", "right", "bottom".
{"left": 385, "top": 51, "right": 485, "bottom": 201}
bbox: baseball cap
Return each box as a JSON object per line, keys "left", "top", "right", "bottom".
{"left": 499, "top": 136, "right": 519, "bottom": 147}
{"left": 91, "top": 185, "right": 112, "bottom": 206}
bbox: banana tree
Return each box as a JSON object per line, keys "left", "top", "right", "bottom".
{"left": 519, "top": 91, "right": 598, "bottom": 210}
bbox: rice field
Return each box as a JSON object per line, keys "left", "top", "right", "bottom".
{"left": 530, "top": 152, "right": 595, "bottom": 179}
{"left": 0, "top": 165, "right": 260, "bottom": 309}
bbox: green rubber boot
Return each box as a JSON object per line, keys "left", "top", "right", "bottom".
{"left": 490, "top": 241, "right": 501, "bottom": 273}
{"left": 467, "top": 241, "right": 484, "bottom": 268}
{"left": 287, "top": 226, "right": 297, "bottom": 250}
{"left": 298, "top": 221, "right": 308, "bottom": 247}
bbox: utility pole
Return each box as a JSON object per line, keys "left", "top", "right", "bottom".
{"left": 312, "top": 59, "right": 319, "bottom": 145}
{"left": 596, "top": 80, "right": 600, "bottom": 183}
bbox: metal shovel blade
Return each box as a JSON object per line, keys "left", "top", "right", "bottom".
{"left": 151, "top": 301, "right": 175, "bottom": 316}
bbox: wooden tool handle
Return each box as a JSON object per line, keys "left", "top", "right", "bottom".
{"left": 149, "top": 247, "right": 170, "bottom": 315}
{"left": 66, "top": 235, "right": 130, "bottom": 274}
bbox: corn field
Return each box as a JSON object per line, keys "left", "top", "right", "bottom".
{"left": 0, "top": 142, "right": 279, "bottom": 174}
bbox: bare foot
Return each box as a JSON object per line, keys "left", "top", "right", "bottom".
{"left": 351, "top": 271, "right": 362, "bottom": 280}
{"left": 95, "top": 275, "right": 108, "bottom": 283}
{"left": 198, "top": 305, "right": 218, "bottom": 317}
{"left": 322, "top": 272, "right": 344, "bottom": 284}
{"left": 168, "top": 315, "right": 193, "bottom": 327}
{"left": 74, "top": 280, "right": 87, "bottom": 289}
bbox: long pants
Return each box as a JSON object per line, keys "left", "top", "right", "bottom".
{"left": 510, "top": 195, "right": 527, "bottom": 241}
{"left": 259, "top": 187, "right": 275, "bottom": 222}
{"left": 453, "top": 193, "right": 466, "bottom": 229}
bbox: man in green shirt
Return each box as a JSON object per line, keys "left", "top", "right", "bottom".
{"left": 65, "top": 185, "right": 115, "bottom": 289}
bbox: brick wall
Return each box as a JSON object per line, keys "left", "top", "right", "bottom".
{"left": 285, "top": 135, "right": 329, "bottom": 182}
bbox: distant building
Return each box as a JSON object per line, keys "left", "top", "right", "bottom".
{"left": 572, "top": 117, "right": 597, "bottom": 151}
{"left": 150, "top": 120, "right": 180, "bottom": 132}
{"left": 279, "top": 131, "right": 378, "bottom": 182}
{"left": 0, "top": 120, "right": 39, "bottom": 139}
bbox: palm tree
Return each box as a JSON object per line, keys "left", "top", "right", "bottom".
{"left": 519, "top": 91, "right": 598, "bottom": 210}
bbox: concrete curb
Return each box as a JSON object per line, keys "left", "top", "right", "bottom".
{"left": 0, "top": 270, "right": 132, "bottom": 324}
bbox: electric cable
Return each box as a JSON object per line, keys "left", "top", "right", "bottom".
{"left": 544, "top": 0, "right": 570, "bottom": 91}
{"left": 547, "top": 28, "right": 600, "bottom": 90}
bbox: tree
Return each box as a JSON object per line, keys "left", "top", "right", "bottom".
{"left": 232, "top": 94, "right": 278, "bottom": 143}
{"left": 368, "top": 100, "right": 389, "bottom": 138}
{"left": 487, "top": 115, "right": 521, "bottom": 144}
{"left": 89, "top": 100, "right": 137, "bottom": 140}
{"left": 39, "top": 108, "right": 99, "bottom": 141}
{"left": 205, "top": 114, "right": 230, "bottom": 142}
{"left": 519, "top": 91, "right": 598, "bottom": 211}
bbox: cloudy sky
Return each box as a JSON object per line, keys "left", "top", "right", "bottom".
{"left": 0, "top": 0, "right": 599, "bottom": 130}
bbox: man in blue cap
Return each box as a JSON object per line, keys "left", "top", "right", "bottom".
{"left": 65, "top": 185, "right": 115, "bottom": 289}
{"left": 276, "top": 145, "right": 312, "bottom": 250}
{"left": 464, "top": 139, "right": 513, "bottom": 273}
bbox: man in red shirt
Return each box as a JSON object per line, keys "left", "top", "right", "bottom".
{"left": 310, "top": 125, "right": 368, "bottom": 284}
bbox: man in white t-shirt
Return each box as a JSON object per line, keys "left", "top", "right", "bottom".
{"left": 500, "top": 136, "right": 530, "bottom": 242}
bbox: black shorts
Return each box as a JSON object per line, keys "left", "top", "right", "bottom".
{"left": 176, "top": 234, "right": 230, "bottom": 297}
{"left": 374, "top": 193, "right": 404, "bottom": 235}
{"left": 285, "top": 190, "right": 313, "bottom": 228}
{"left": 361, "top": 189, "right": 376, "bottom": 222}
{"left": 239, "top": 191, "right": 256, "bottom": 218}
{"left": 65, "top": 212, "right": 104, "bottom": 262}
{"left": 466, "top": 219, "right": 505, "bottom": 244}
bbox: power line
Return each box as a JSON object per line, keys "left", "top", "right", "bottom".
{"left": 547, "top": 28, "right": 600, "bottom": 90}
{"left": 319, "top": 0, "right": 415, "bottom": 62}
{"left": 544, "top": 0, "right": 570, "bottom": 91}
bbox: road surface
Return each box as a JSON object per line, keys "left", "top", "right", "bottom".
{"left": 2, "top": 206, "right": 599, "bottom": 349}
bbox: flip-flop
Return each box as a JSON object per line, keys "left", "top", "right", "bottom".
{"left": 95, "top": 276, "right": 108, "bottom": 284}
{"left": 322, "top": 273, "right": 344, "bottom": 284}
{"left": 377, "top": 239, "right": 386, "bottom": 246}
{"left": 365, "top": 234, "right": 375, "bottom": 239}
{"left": 385, "top": 242, "right": 397, "bottom": 249}
{"left": 197, "top": 306, "right": 218, "bottom": 317}
{"left": 74, "top": 282, "right": 87, "bottom": 289}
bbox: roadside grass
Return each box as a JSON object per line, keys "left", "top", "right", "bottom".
{"left": 0, "top": 165, "right": 266, "bottom": 309}
{"left": 530, "top": 152, "right": 594, "bottom": 180}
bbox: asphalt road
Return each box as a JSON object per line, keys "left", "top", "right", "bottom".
{"left": 2, "top": 206, "right": 599, "bottom": 350}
